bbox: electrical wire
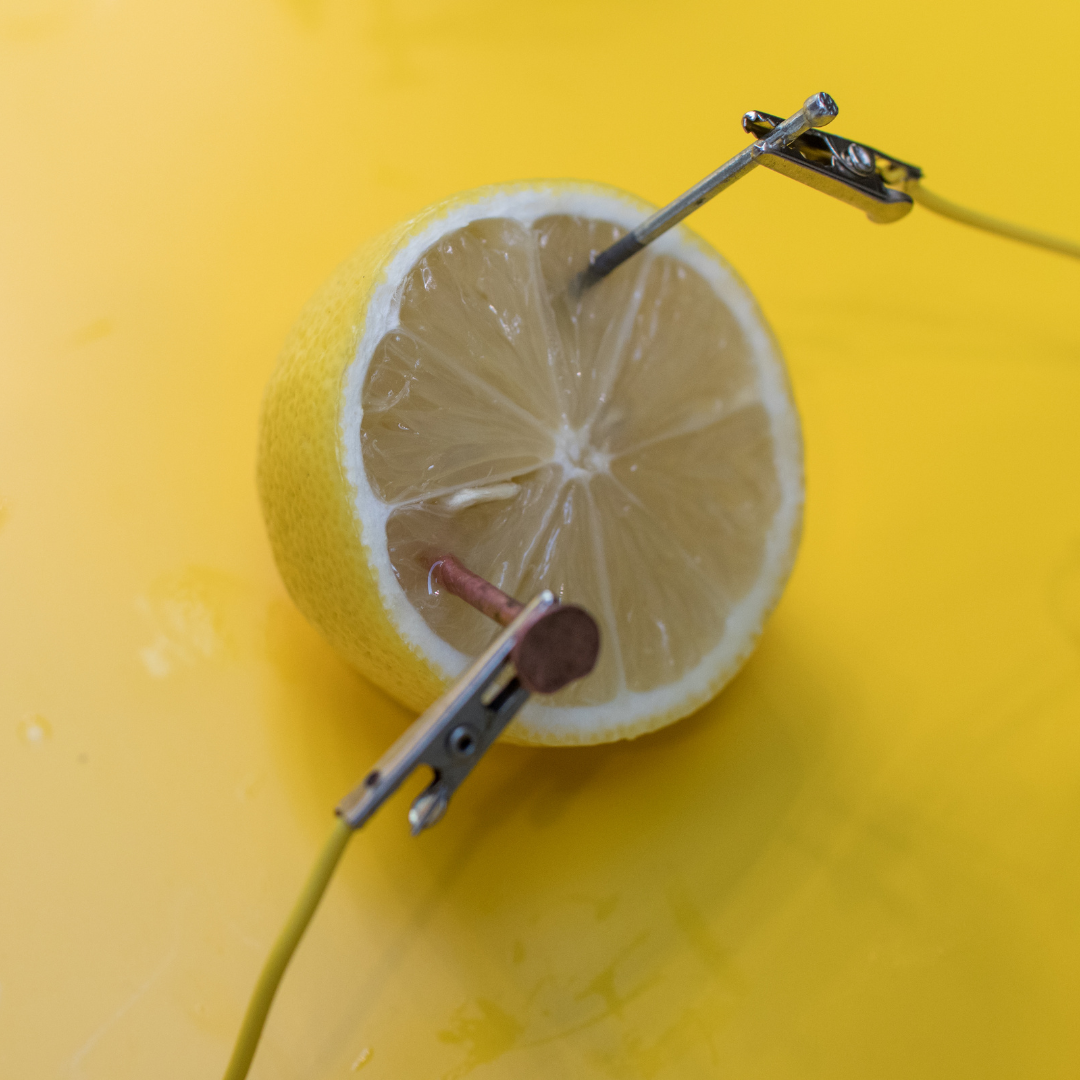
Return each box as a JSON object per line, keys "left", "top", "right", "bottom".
{"left": 222, "top": 817, "right": 353, "bottom": 1080}
{"left": 907, "top": 181, "right": 1080, "bottom": 261}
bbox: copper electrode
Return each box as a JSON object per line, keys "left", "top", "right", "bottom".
{"left": 430, "top": 554, "right": 600, "bottom": 695}
{"left": 432, "top": 554, "right": 524, "bottom": 626}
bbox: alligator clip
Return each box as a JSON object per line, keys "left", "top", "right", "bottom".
{"left": 741, "top": 109, "right": 922, "bottom": 223}
{"left": 336, "top": 556, "right": 600, "bottom": 835}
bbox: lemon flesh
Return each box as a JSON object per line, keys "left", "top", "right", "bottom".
{"left": 258, "top": 183, "right": 803, "bottom": 745}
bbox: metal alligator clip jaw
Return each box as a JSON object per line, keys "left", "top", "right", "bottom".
{"left": 741, "top": 109, "right": 922, "bottom": 223}
{"left": 336, "top": 557, "right": 600, "bottom": 835}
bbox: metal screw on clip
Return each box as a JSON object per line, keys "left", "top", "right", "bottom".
{"left": 845, "top": 142, "right": 877, "bottom": 176}
{"left": 335, "top": 555, "right": 601, "bottom": 836}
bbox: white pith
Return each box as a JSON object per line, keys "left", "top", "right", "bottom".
{"left": 340, "top": 183, "right": 803, "bottom": 744}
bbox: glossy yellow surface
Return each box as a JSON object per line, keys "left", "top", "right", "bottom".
{"left": 2, "top": 1, "right": 1079, "bottom": 1077}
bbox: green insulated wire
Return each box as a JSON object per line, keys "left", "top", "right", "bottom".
{"left": 222, "top": 817, "right": 353, "bottom": 1080}
{"left": 907, "top": 181, "right": 1080, "bottom": 262}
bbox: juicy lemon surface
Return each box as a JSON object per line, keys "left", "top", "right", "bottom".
{"left": 258, "top": 181, "right": 803, "bottom": 744}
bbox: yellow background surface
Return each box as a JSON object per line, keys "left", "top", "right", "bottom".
{"left": 3, "top": 1, "right": 1080, "bottom": 1077}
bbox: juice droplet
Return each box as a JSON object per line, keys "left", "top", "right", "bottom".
{"left": 18, "top": 715, "right": 52, "bottom": 745}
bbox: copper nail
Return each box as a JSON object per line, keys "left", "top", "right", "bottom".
{"left": 431, "top": 554, "right": 524, "bottom": 627}
{"left": 430, "top": 554, "right": 601, "bottom": 695}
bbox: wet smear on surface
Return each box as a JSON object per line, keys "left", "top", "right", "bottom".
{"left": 17, "top": 714, "right": 52, "bottom": 746}
{"left": 135, "top": 567, "right": 249, "bottom": 677}
{"left": 666, "top": 887, "right": 732, "bottom": 973}
{"left": 438, "top": 999, "right": 524, "bottom": 1080}
{"left": 573, "top": 932, "right": 655, "bottom": 1021}
{"left": 350, "top": 1046, "right": 373, "bottom": 1071}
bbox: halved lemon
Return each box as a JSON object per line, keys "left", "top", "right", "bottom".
{"left": 257, "top": 181, "right": 803, "bottom": 745}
